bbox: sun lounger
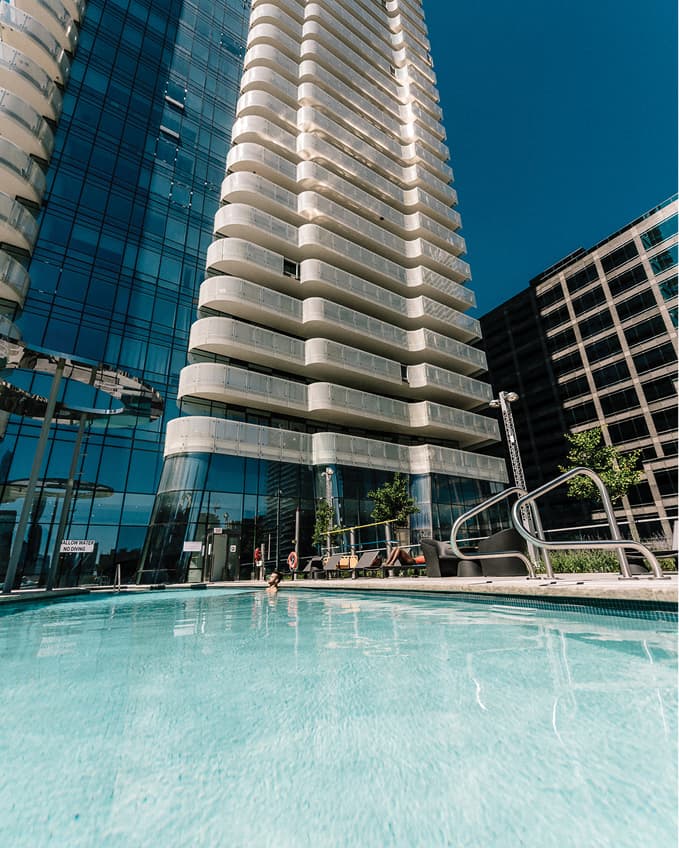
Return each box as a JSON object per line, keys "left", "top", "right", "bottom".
{"left": 353, "top": 550, "right": 384, "bottom": 577}
{"left": 323, "top": 554, "right": 343, "bottom": 577}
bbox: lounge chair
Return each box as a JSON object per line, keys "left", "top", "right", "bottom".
{"left": 353, "top": 550, "right": 384, "bottom": 577}
{"left": 302, "top": 556, "right": 325, "bottom": 579}
{"left": 420, "top": 538, "right": 464, "bottom": 577}
{"left": 477, "top": 528, "right": 529, "bottom": 577}
{"left": 323, "top": 554, "right": 343, "bottom": 577}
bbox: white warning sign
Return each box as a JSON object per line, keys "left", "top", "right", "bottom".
{"left": 60, "top": 540, "right": 96, "bottom": 553}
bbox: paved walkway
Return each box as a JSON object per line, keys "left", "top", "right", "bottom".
{"left": 236, "top": 573, "right": 678, "bottom": 604}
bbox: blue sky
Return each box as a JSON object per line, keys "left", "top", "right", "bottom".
{"left": 424, "top": 0, "right": 678, "bottom": 317}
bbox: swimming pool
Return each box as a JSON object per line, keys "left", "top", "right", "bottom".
{"left": 0, "top": 589, "right": 675, "bottom": 847}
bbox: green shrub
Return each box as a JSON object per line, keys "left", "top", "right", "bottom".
{"left": 537, "top": 549, "right": 675, "bottom": 573}
{"left": 541, "top": 549, "right": 620, "bottom": 573}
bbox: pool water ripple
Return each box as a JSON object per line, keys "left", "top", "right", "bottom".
{"left": 0, "top": 589, "right": 675, "bottom": 847}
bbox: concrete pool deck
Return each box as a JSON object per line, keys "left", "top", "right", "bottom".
{"left": 236, "top": 572, "right": 679, "bottom": 604}
{"left": 1, "top": 572, "right": 676, "bottom": 607}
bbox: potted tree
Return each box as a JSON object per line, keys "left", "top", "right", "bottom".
{"left": 368, "top": 473, "right": 419, "bottom": 570}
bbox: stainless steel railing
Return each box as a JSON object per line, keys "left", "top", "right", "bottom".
{"left": 510, "top": 467, "right": 666, "bottom": 580}
{"left": 449, "top": 487, "right": 549, "bottom": 580}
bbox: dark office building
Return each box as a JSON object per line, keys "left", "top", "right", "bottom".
{"left": 480, "top": 196, "right": 678, "bottom": 543}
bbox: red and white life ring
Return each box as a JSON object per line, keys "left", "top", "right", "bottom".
{"left": 287, "top": 551, "right": 298, "bottom": 570}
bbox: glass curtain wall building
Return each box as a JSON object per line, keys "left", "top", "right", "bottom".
{"left": 140, "top": 0, "right": 508, "bottom": 582}
{"left": 0, "top": 0, "right": 250, "bottom": 588}
{"left": 480, "top": 196, "right": 678, "bottom": 543}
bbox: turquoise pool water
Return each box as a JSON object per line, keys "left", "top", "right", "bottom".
{"left": 0, "top": 589, "right": 676, "bottom": 847}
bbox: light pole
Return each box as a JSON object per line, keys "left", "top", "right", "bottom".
{"left": 488, "top": 391, "right": 525, "bottom": 491}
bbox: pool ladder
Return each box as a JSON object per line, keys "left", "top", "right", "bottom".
{"left": 451, "top": 467, "right": 666, "bottom": 580}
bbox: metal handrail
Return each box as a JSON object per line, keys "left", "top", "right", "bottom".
{"left": 450, "top": 487, "right": 546, "bottom": 580}
{"left": 510, "top": 467, "right": 666, "bottom": 580}
{"left": 114, "top": 562, "right": 122, "bottom": 593}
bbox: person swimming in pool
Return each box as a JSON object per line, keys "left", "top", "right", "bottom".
{"left": 266, "top": 571, "right": 282, "bottom": 593}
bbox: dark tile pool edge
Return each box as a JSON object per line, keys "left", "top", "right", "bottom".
{"left": 286, "top": 585, "right": 678, "bottom": 621}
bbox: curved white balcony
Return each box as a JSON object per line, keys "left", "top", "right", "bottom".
{"left": 331, "top": 0, "right": 392, "bottom": 51}
{"left": 179, "top": 362, "right": 309, "bottom": 416}
{"left": 301, "top": 296, "right": 408, "bottom": 352}
{"left": 239, "top": 66, "right": 298, "bottom": 106}
{"left": 408, "top": 101, "right": 446, "bottom": 141}
{"left": 189, "top": 317, "right": 305, "bottom": 372}
{"left": 297, "top": 132, "right": 405, "bottom": 207}
{"left": 243, "top": 43, "right": 298, "bottom": 83}
{"left": 0, "top": 88, "right": 53, "bottom": 160}
{"left": 249, "top": 3, "right": 303, "bottom": 38}
{"left": 297, "top": 159, "right": 406, "bottom": 230}
{"left": 247, "top": 23, "right": 300, "bottom": 62}
{"left": 0, "top": 137, "right": 45, "bottom": 203}
{"left": 391, "top": 14, "right": 431, "bottom": 56}
{"left": 300, "top": 30, "right": 399, "bottom": 106}
{"left": 306, "top": 3, "right": 392, "bottom": 65}
{"left": 0, "top": 190, "right": 38, "bottom": 252}
{"left": 0, "top": 5, "right": 69, "bottom": 85}
{"left": 406, "top": 363, "right": 492, "bottom": 407}
{"left": 412, "top": 328, "right": 487, "bottom": 373}
{"left": 164, "top": 417, "right": 508, "bottom": 483}
{"left": 213, "top": 204, "right": 300, "bottom": 258}
{"left": 397, "top": 46, "right": 436, "bottom": 87}
{"left": 189, "top": 315, "right": 404, "bottom": 392}
{"left": 297, "top": 160, "right": 462, "bottom": 242}
{"left": 18, "top": 0, "right": 77, "bottom": 53}
{"left": 300, "top": 26, "right": 398, "bottom": 103}
{"left": 220, "top": 172, "right": 299, "bottom": 221}
{"left": 408, "top": 163, "right": 457, "bottom": 205}
{"left": 0, "top": 249, "right": 30, "bottom": 305}
{"left": 403, "top": 265, "right": 473, "bottom": 309}
{"left": 206, "top": 237, "right": 295, "bottom": 287}
{"left": 232, "top": 114, "right": 297, "bottom": 159}
{"left": 300, "top": 257, "right": 474, "bottom": 318}
{"left": 200, "top": 265, "right": 476, "bottom": 350}
{"left": 409, "top": 142, "right": 452, "bottom": 184}
{"left": 252, "top": 0, "right": 304, "bottom": 19}
{"left": 226, "top": 142, "right": 297, "bottom": 189}
{"left": 298, "top": 190, "right": 412, "bottom": 264}
{"left": 0, "top": 43, "right": 62, "bottom": 120}
{"left": 407, "top": 77, "right": 442, "bottom": 122}
{"left": 298, "top": 107, "right": 407, "bottom": 187}
{"left": 199, "top": 276, "right": 302, "bottom": 334}
{"left": 298, "top": 223, "right": 408, "bottom": 289}
{"left": 304, "top": 337, "right": 402, "bottom": 388}
{"left": 401, "top": 116, "right": 449, "bottom": 162}
{"left": 299, "top": 58, "right": 402, "bottom": 140}
{"left": 416, "top": 238, "right": 470, "bottom": 281}
{"left": 307, "top": 383, "right": 498, "bottom": 445}
{"left": 181, "top": 363, "right": 495, "bottom": 444}
{"left": 235, "top": 90, "right": 297, "bottom": 132}
{"left": 298, "top": 76, "right": 402, "bottom": 153}
{"left": 405, "top": 185, "right": 459, "bottom": 225}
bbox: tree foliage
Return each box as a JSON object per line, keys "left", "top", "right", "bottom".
{"left": 367, "top": 473, "right": 420, "bottom": 525}
{"left": 558, "top": 427, "right": 642, "bottom": 504}
{"left": 312, "top": 499, "right": 338, "bottom": 549}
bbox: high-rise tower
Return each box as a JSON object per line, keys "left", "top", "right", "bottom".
{"left": 140, "top": 0, "right": 507, "bottom": 581}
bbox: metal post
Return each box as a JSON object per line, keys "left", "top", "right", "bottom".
{"left": 490, "top": 390, "right": 546, "bottom": 567}
{"left": 3, "top": 357, "right": 65, "bottom": 594}
{"left": 45, "top": 412, "right": 88, "bottom": 591}
{"left": 322, "top": 467, "right": 334, "bottom": 554}
{"left": 275, "top": 489, "right": 281, "bottom": 572}
{"left": 293, "top": 506, "right": 300, "bottom": 581}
